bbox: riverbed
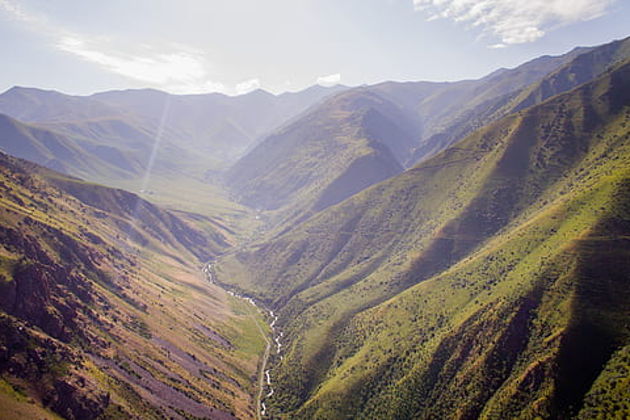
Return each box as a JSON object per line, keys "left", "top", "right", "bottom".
{"left": 202, "top": 262, "right": 282, "bottom": 419}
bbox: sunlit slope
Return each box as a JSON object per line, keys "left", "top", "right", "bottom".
{"left": 216, "top": 58, "right": 630, "bottom": 418}
{"left": 0, "top": 154, "right": 266, "bottom": 419}
{"left": 293, "top": 171, "right": 630, "bottom": 419}
{"left": 226, "top": 90, "right": 415, "bottom": 222}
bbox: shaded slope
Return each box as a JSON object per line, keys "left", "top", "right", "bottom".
{"left": 215, "top": 58, "right": 630, "bottom": 418}
{"left": 0, "top": 153, "right": 266, "bottom": 419}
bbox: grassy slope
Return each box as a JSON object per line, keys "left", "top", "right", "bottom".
{"left": 216, "top": 59, "right": 630, "bottom": 418}
{"left": 226, "top": 90, "right": 414, "bottom": 227}
{"left": 0, "top": 154, "right": 267, "bottom": 419}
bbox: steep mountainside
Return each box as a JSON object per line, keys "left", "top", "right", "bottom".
{"left": 0, "top": 153, "right": 268, "bottom": 419}
{"left": 215, "top": 58, "right": 630, "bottom": 418}
{"left": 226, "top": 89, "right": 417, "bottom": 222}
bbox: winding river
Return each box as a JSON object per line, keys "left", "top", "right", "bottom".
{"left": 202, "top": 262, "right": 282, "bottom": 419}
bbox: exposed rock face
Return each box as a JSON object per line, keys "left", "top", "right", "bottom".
{"left": 0, "top": 224, "right": 97, "bottom": 343}
{"left": 48, "top": 374, "right": 110, "bottom": 420}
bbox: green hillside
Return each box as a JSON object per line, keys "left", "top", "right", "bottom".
{"left": 215, "top": 57, "right": 630, "bottom": 419}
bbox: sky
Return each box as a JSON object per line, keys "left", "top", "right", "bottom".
{"left": 0, "top": 0, "right": 628, "bottom": 96}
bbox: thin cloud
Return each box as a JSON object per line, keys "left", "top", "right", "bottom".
{"left": 0, "top": 0, "right": 225, "bottom": 94}
{"left": 413, "top": 0, "right": 616, "bottom": 46}
{"left": 55, "top": 37, "right": 225, "bottom": 94}
{"left": 317, "top": 73, "right": 341, "bottom": 86}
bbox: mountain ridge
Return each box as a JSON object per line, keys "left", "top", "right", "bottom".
{"left": 225, "top": 88, "right": 415, "bottom": 225}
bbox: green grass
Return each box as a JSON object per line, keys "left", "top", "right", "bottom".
{"left": 226, "top": 297, "right": 269, "bottom": 358}
{"left": 578, "top": 345, "right": 630, "bottom": 419}
{"left": 0, "top": 377, "right": 28, "bottom": 402}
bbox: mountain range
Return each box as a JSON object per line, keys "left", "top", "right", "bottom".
{"left": 0, "top": 35, "right": 629, "bottom": 419}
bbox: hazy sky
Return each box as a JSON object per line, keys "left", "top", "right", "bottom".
{"left": 0, "top": 0, "right": 628, "bottom": 96}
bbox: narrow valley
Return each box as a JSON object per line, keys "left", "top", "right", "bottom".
{"left": 0, "top": 9, "right": 628, "bottom": 418}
